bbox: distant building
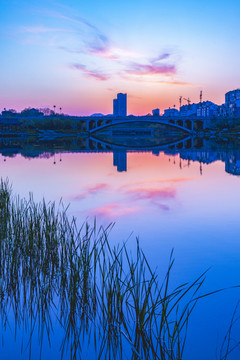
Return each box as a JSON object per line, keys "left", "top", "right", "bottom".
{"left": 180, "top": 103, "right": 198, "bottom": 117}
{"left": 163, "top": 108, "right": 179, "bottom": 117}
{"left": 113, "top": 99, "right": 118, "bottom": 116}
{"left": 225, "top": 153, "right": 240, "bottom": 176}
{"left": 225, "top": 89, "right": 240, "bottom": 117}
{"left": 174, "top": 101, "right": 220, "bottom": 118}
{"left": 113, "top": 93, "right": 127, "bottom": 117}
{"left": 197, "top": 101, "right": 220, "bottom": 117}
{"left": 117, "top": 93, "right": 127, "bottom": 116}
{"left": 236, "top": 99, "right": 240, "bottom": 117}
{"left": 225, "top": 89, "right": 240, "bottom": 107}
{"left": 152, "top": 108, "right": 160, "bottom": 116}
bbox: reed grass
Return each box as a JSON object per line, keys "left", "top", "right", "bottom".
{"left": 0, "top": 179, "right": 238, "bottom": 359}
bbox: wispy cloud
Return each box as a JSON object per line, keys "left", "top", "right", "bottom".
{"left": 119, "top": 50, "right": 176, "bottom": 78}
{"left": 43, "top": 10, "right": 179, "bottom": 80}
{"left": 118, "top": 177, "right": 193, "bottom": 211}
{"left": 121, "top": 186, "right": 176, "bottom": 212}
{"left": 46, "top": 11, "right": 114, "bottom": 58}
{"left": 155, "top": 80, "right": 196, "bottom": 86}
{"left": 21, "top": 25, "right": 75, "bottom": 34}
{"left": 71, "top": 64, "right": 110, "bottom": 81}
{"left": 151, "top": 53, "right": 171, "bottom": 62}
{"left": 120, "top": 177, "right": 194, "bottom": 191}
{"left": 124, "top": 62, "right": 176, "bottom": 76}
{"left": 20, "top": 7, "right": 185, "bottom": 84}
{"left": 72, "top": 183, "right": 110, "bottom": 200}
{"left": 84, "top": 34, "right": 115, "bottom": 59}
{"left": 40, "top": 9, "right": 101, "bottom": 32}
{"left": 125, "top": 187, "right": 176, "bottom": 201}
{"left": 89, "top": 203, "right": 140, "bottom": 218}
{"left": 118, "top": 74, "right": 194, "bottom": 86}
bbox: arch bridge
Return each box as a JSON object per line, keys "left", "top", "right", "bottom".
{"left": 83, "top": 116, "right": 205, "bottom": 134}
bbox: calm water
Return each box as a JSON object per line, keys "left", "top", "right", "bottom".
{"left": 0, "top": 136, "right": 240, "bottom": 359}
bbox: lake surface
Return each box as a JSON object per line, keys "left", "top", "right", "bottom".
{"left": 0, "top": 135, "right": 240, "bottom": 359}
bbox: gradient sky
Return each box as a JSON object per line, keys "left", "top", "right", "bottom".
{"left": 1, "top": 0, "right": 240, "bottom": 115}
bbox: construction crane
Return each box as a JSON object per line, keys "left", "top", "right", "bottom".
{"left": 199, "top": 91, "right": 203, "bottom": 117}
{"left": 183, "top": 97, "right": 191, "bottom": 106}
{"left": 179, "top": 96, "right": 182, "bottom": 109}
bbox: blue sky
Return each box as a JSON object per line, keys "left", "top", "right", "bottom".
{"left": 1, "top": 0, "right": 240, "bottom": 115}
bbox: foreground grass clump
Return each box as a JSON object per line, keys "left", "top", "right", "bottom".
{"left": 0, "top": 179, "right": 225, "bottom": 359}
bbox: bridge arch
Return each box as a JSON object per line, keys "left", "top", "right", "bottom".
{"left": 97, "top": 119, "right": 105, "bottom": 127}
{"left": 193, "top": 120, "right": 203, "bottom": 131}
{"left": 90, "top": 119, "right": 192, "bottom": 134}
{"left": 89, "top": 120, "right": 97, "bottom": 130}
{"left": 185, "top": 120, "right": 192, "bottom": 130}
{"left": 80, "top": 120, "right": 87, "bottom": 131}
{"left": 184, "top": 138, "right": 192, "bottom": 149}
{"left": 176, "top": 142, "right": 183, "bottom": 149}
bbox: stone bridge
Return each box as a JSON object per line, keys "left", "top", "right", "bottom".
{"left": 80, "top": 116, "right": 206, "bottom": 133}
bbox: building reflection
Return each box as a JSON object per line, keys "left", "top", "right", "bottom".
{"left": 0, "top": 136, "right": 240, "bottom": 176}
{"left": 113, "top": 150, "right": 127, "bottom": 172}
{"left": 225, "top": 154, "right": 240, "bottom": 175}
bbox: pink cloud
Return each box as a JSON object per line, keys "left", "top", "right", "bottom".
{"left": 120, "top": 177, "right": 194, "bottom": 191}
{"left": 87, "top": 45, "right": 119, "bottom": 59}
{"left": 156, "top": 177, "right": 194, "bottom": 183}
{"left": 72, "top": 183, "right": 109, "bottom": 200}
{"left": 89, "top": 203, "right": 140, "bottom": 218}
{"left": 155, "top": 80, "right": 196, "bottom": 86}
{"left": 118, "top": 73, "right": 194, "bottom": 85}
{"left": 125, "top": 63, "right": 176, "bottom": 76}
{"left": 126, "top": 187, "right": 176, "bottom": 201}
{"left": 121, "top": 184, "right": 177, "bottom": 211}
{"left": 71, "top": 64, "right": 110, "bottom": 81}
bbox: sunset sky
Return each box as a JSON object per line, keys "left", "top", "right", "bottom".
{"left": 1, "top": 0, "right": 240, "bottom": 115}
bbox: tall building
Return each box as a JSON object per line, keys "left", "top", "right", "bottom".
{"left": 164, "top": 107, "right": 179, "bottom": 117}
{"left": 117, "top": 93, "right": 127, "bottom": 117}
{"left": 113, "top": 99, "right": 118, "bottom": 116}
{"left": 152, "top": 108, "right": 160, "bottom": 116}
{"left": 225, "top": 89, "right": 240, "bottom": 117}
{"left": 225, "top": 89, "right": 240, "bottom": 106}
{"left": 113, "top": 93, "right": 127, "bottom": 117}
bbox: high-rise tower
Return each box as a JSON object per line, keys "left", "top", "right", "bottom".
{"left": 113, "top": 99, "right": 118, "bottom": 116}
{"left": 113, "top": 93, "right": 127, "bottom": 117}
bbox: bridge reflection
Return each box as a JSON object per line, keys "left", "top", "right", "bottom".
{"left": 88, "top": 135, "right": 205, "bottom": 172}
{"left": 0, "top": 136, "right": 239, "bottom": 176}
